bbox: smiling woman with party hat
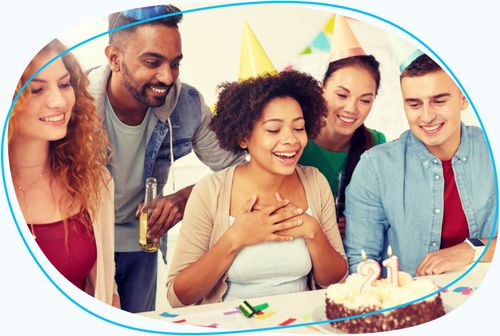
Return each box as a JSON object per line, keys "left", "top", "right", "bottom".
{"left": 299, "top": 14, "right": 386, "bottom": 238}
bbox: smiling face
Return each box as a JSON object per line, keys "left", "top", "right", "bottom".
{"left": 14, "top": 51, "right": 75, "bottom": 143}
{"left": 322, "top": 65, "right": 377, "bottom": 138}
{"left": 242, "top": 96, "right": 308, "bottom": 177}
{"left": 401, "top": 70, "right": 468, "bottom": 160}
{"left": 112, "top": 24, "right": 183, "bottom": 108}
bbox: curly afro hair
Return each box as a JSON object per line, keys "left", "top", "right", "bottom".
{"left": 210, "top": 70, "right": 327, "bottom": 154}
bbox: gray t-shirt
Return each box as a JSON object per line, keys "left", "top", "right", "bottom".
{"left": 104, "top": 95, "right": 158, "bottom": 252}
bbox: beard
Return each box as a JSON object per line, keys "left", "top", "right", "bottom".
{"left": 121, "top": 62, "right": 171, "bottom": 108}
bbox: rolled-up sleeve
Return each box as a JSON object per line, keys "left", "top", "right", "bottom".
{"left": 344, "top": 152, "right": 388, "bottom": 273}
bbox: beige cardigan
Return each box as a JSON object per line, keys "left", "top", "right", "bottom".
{"left": 166, "top": 165, "right": 346, "bottom": 308}
{"left": 85, "top": 174, "right": 117, "bottom": 305}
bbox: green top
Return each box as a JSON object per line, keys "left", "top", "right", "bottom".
{"left": 298, "top": 129, "right": 386, "bottom": 198}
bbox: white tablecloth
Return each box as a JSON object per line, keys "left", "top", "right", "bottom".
{"left": 141, "top": 263, "right": 490, "bottom": 334}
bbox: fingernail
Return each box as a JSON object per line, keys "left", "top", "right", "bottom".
{"left": 297, "top": 219, "right": 303, "bottom": 224}
{"left": 284, "top": 199, "right": 289, "bottom": 204}
{"left": 296, "top": 208, "right": 303, "bottom": 214}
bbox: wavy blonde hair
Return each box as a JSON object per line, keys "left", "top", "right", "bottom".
{"left": 8, "top": 39, "right": 111, "bottom": 221}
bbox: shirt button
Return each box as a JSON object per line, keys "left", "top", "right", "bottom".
{"left": 435, "top": 175, "right": 440, "bottom": 180}
{"left": 432, "top": 159, "right": 439, "bottom": 164}
{"left": 462, "top": 157, "right": 467, "bottom": 162}
{"left": 435, "top": 208, "right": 441, "bottom": 214}
{"left": 431, "top": 242, "right": 437, "bottom": 248}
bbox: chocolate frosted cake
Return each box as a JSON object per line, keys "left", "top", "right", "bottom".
{"left": 325, "top": 272, "right": 445, "bottom": 333}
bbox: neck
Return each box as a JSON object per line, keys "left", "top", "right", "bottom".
{"left": 240, "top": 162, "right": 290, "bottom": 194}
{"left": 107, "top": 74, "right": 148, "bottom": 125}
{"left": 428, "top": 140, "right": 461, "bottom": 161}
{"left": 315, "top": 126, "right": 353, "bottom": 152}
{"left": 9, "top": 137, "right": 50, "bottom": 179}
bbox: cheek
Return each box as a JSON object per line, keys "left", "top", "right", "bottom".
{"left": 65, "top": 90, "right": 76, "bottom": 113}
{"left": 357, "top": 104, "right": 373, "bottom": 121}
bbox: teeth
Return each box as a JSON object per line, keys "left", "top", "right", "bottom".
{"left": 40, "top": 114, "right": 64, "bottom": 122}
{"left": 338, "top": 115, "right": 356, "bottom": 123}
{"left": 150, "top": 87, "right": 167, "bottom": 94}
{"left": 274, "top": 152, "right": 296, "bottom": 158}
{"left": 422, "top": 124, "right": 441, "bottom": 132}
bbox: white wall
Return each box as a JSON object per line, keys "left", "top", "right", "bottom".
{"left": 58, "top": 2, "right": 479, "bottom": 143}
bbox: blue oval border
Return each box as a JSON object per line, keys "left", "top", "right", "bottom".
{"left": 2, "top": 1, "right": 498, "bottom": 335}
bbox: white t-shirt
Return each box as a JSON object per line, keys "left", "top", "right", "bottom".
{"left": 223, "top": 210, "right": 313, "bottom": 301}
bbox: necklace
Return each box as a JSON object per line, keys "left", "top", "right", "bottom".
{"left": 15, "top": 166, "right": 48, "bottom": 240}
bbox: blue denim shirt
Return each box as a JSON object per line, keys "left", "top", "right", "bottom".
{"left": 88, "top": 65, "right": 245, "bottom": 258}
{"left": 344, "top": 124, "right": 497, "bottom": 276}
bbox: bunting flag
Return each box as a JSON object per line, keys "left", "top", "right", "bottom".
{"left": 300, "top": 15, "right": 335, "bottom": 55}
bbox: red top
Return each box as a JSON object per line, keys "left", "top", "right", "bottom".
{"left": 440, "top": 160, "right": 469, "bottom": 249}
{"left": 29, "top": 211, "right": 97, "bottom": 291}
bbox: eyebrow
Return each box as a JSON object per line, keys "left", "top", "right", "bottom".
{"left": 336, "top": 86, "right": 374, "bottom": 97}
{"left": 263, "top": 117, "right": 304, "bottom": 124}
{"left": 431, "top": 93, "right": 451, "bottom": 99}
{"left": 140, "top": 52, "right": 183, "bottom": 62}
{"left": 31, "top": 72, "right": 70, "bottom": 83}
{"left": 405, "top": 93, "right": 451, "bottom": 102}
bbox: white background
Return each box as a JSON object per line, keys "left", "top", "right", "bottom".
{"left": 0, "top": 0, "right": 498, "bottom": 335}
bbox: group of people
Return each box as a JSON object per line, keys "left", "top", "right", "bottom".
{"left": 8, "top": 4, "right": 496, "bottom": 313}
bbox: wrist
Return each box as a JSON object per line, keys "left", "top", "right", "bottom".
{"left": 223, "top": 228, "right": 244, "bottom": 254}
{"left": 464, "top": 238, "right": 486, "bottom": 263}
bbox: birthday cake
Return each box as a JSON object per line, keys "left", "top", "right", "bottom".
{"left": 325, "top": 271, "right": 445, "bottom": 333}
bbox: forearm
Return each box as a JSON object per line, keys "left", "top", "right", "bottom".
{"left": 112, "top": 294, "right": 121, "bottom": 308}
{"left": 480, "top": 237, "right": 496, "bottom": 261}
{"left": 172, "top": 231, "right": 241, "bottom": 305}
{"left": 305, "top": 230, "right": 348, "bottom": 287}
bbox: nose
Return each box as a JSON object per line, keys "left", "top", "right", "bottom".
{"left": 421, "top": 103, "right": 437, "bottom": 123}
{"left": 156, "top": 64, "right": 175, "bottom": 86}
{"left": 280, "top": 129, "right": 298, "bottom": 145}
{"left": 46, "top": 87, "right": 66, "bottom": 109}
{"left": 343, "top": 97, "right": 357, "bottom": 114}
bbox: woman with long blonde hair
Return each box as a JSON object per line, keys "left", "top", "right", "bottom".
{"left": 8, "top": 39, "right": 119, "bottom": 307}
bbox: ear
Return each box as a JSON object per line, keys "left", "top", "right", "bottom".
{"left": 105, "top": 45, "right": 121, "bottom": 72}
{"left": 460, "top": 93, "right": 469, "bottom": 111}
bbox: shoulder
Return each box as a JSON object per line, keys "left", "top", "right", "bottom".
{"left": 297, "top": 165, "right": 329, "bottom": 188}
{"left": 368, "top": 128, "right": 387, "bottom": 144}
{"left": 465, "top": 125, "right": 487, "bottom": 143}
{"left": 179, "top": 82, "right": 202, "bottom": 102}
{"left": 87, "top": 65, "right": 110, "bottom": 88}
{"left": 193, "top": 166, "right": 234, "bottom": 195}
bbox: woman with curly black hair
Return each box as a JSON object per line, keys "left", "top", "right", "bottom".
{"left": 166, "top": 71, "right": 347, "bottom": 307}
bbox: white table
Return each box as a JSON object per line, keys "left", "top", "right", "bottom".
{"left": 141, "top": 263, "right": 489, "bottom": 334}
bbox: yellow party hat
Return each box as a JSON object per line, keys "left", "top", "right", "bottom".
{"left": 329, "top": 15, "right": 365, "bottom": 62}
{"left": 239, "top": 22, "right": 277, "bottom": 80}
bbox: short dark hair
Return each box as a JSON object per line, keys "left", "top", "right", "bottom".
{"left": 210, "top": 70, "right": 327, "bottom": 154}
{"left": 400, "top": 54, "right": 442, "bottom": 79}
{"left": 108, "top": 4, "right": 183, "bottom": 46}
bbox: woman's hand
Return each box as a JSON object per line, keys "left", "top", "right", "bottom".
{"left": 275, "top": 211, "right": 321, "bottom": 240}
{"left": 226, "top": 194, "right": 304, "bottom": 249}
